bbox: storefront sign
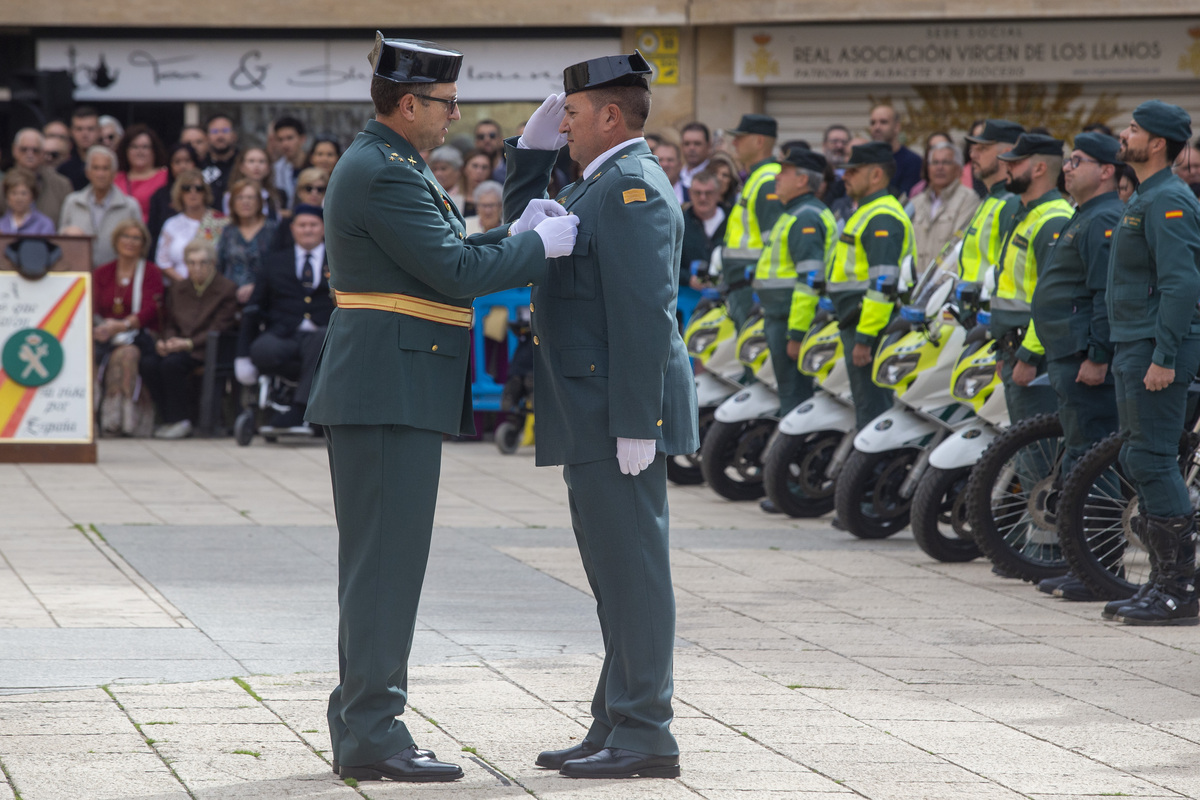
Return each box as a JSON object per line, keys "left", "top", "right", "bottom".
{"left": 37, "top": 37, "right": 621, "bottom": 102}
{"left": 0, "top": 273, "right": 93, "bottom": 444}
{"left": 736, "top": 20, "right": 1200, "bottom": 85}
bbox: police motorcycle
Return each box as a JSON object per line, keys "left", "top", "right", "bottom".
{"left": 832, "top": 258, "right": 980, "bottom": 540}
{"left": 908, "top": 308, "right": 1008, "bottom": 562}
{"left": 699, "top": 311, "right": 779, "bottom": 501}
{"left": 668, "top": 294, "right": 744, "bottom": 485}
{"left": 760, "top": 305, "right": 855, "bottom": 518}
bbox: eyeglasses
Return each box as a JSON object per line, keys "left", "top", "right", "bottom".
{"left": 1066, "top": 155, "right": 1099, "bottom": 169}
{"left": 209, "top": 127, "right": 233, "bottom": 135}
{"left": 118, "top": 233, "right": 145, "bottom": 242}
{"left": 182, "top": 184, "right": 205, "bottom": 193}
{"left": 414, "top": 94, "right": 459, "bottom": 114}
{"left": 476, "top": 131, "right": 499, "bottom": 140}
{"left": 299, "top": 185, "right": 326, "bottom": 193}
{"left": 16, "top": 146, "right": 42, "bottom": 154}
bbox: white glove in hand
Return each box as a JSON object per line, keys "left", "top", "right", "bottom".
{"left": 511, "top": 198, "right": 569, "bottom": 235}
{"left": 518, "top": 93, "right": 569, "bottom": 151}
{"left": 234, "top": 356, "right": 259, "bottom": 387}
{"left": 534, "top": 214, "right": 580, "bottom": 258}
{"left": 616, "top": 438, "right": 657, "bottom": 476}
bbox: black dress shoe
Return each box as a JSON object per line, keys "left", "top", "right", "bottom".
{"left": 535, "top": 739, "right": 603, "bottom": 769}
{"left": 333, "top": 748, "right": 436, "bottom": 775}
{"left": 1037, "top": 573, "right": 1074, "bottom": 595}
{"left": 339, "top": 745, "right": 463, "bottom": 782}
{"left": 1053, "top": 576, "right": 1102, "bottom": 602}
{"left": 560, "top": 747, "right": 680, "bottom": 779}
{"left": 760, "top": 499, "right": 782, "bottom": 514}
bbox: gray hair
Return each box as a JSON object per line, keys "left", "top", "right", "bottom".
{"left": 99, "top": 115, "right": 124, "bottom": 139}
{"left": 472, "top": 180, "right": 503, "bottom": 204}
{"left": 927, "top": 141, "right": 963, "bottom": 167}
{"left": 428, "top": 145, "right": 463, "bottom": 169}
{"left": 797, "top": 168, "right": 825, "bottom": 191}
{"left": 85, "top": 145, "right": 119, "bottom": 171}
{"left": 12, "top": 128, "right": 44, "bottom": 150}
{"left": 182, "top": 237, "right": 217, "bottom": 265}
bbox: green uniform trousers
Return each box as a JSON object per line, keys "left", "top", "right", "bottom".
{"left": 759, "top": 289, "right": 813, "bottom": 415}
{"left": 1113, "top": 338, "right": 1200, "bottom": 517}
{"left": 1045, "top": 355, "right": 1118, "bottom": 478}
{"left": 324, "top": 423, "right": 443, "bottom": 767}
{"left": 838, "top": 326, "right": 892, "bottom": 430}
{"left": 999, "top": 355, "right": 1057, "bottom": 424}
{"left": 562, "top": 454, "right": 678, "bottom": 757}
{"left": 723, "top": 276, "right": 756, "bottom": 330}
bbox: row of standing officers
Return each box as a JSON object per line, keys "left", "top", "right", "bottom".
{"left": 723, "top": 102, "right": 1200, "bottom": 628}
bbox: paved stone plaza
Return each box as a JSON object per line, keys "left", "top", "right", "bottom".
{"left": 1, "top": 438, "right": 1199, "bottom": 799}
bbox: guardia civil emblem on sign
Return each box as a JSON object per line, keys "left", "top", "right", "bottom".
{"left": 2, "top": 328, "right": 65, "bottom": 388}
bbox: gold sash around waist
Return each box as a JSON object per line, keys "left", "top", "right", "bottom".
{"left": 333, "top": 290, "right": 474, "bottom": 328}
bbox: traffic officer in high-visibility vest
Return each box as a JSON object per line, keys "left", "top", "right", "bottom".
{"left": 1025, "top": 131, "right": 1124, "bottom": 603}
{"left": 720, "top": 114, "right": 784, "bottom": 328}
{"left": 959, "top": 119, "right": 1025, "bottom": 289}
{"left": 990, "top": 134, "right": 1073, "bottom": 423}
{"left": 827, "top": 141, "right": 916, "bottom": 429}
{"left": 752, "top": 146, "right": 836, "bottom": 416}
{"left": 1106, "top": 101, "right": 1200, "bottom": 626}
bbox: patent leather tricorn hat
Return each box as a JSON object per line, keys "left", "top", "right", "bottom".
{"left": 369, "top": 32, "right": 463, "bottom": 84}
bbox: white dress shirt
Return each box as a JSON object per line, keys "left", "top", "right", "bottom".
{"left": 295, "top": 242, "right": 325, "bottom": 332}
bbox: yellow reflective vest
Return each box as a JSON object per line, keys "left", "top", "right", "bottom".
{"left": 959, "top": 182, "right": 1018, "bottom": 285}
{"left": 723, "top": 161, "right": 782, "bottom": 266}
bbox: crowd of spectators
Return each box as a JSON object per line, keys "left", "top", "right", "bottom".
{"left": 3, "top": 101, "right": 1199, "bottom": 440}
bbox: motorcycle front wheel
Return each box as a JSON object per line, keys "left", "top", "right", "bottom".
{"left": 910, "top": 466, "right": 980, "bottom": 563}
{"left": 762, "top": 429, "right": 843, "bottom": 518}
{"left": 833, "top": 447, "right": 918, "bottom": 539}
{"left": 699, "top": 418, "right": 775, "bottom": 501}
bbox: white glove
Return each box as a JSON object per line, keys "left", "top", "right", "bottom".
{"left": 534, "top": 214, "right": 580, "bottom": 258}
{"left": 511, "top": 198, "right": 569, "bottom": 235}
{"left": 235, "top": 356, "right": 259, "bottom": 386}
{"left": 518, "top": 93, "right": 569, "bottom": 151}
{"left": 616, "top": 438, "right": 657, "bottom": 476}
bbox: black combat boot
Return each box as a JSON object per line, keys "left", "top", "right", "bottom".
{"left": 1117, "top": 514, "right": 1199, "bottom": 626}
{"left": 1102, "top": 514, "right": 1150, "bottom": 620}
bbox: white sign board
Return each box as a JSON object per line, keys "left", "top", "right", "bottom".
{"left": 736, "top": 20, "right": 1200, "bottom": 85}
{"left": 37, "top": 37, "right": 621, "bottom": 102}
{"left": 0, "top": 273, "right": 93, "bottom": 444}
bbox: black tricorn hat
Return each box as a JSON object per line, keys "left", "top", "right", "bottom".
{"left": 780, "top": 147, "right": 827, "bottom": 173}
{"left": 563, "top": 51, "right": 652, "bottom": 95}
{"left": 369, "top": 32, "right": 463, "bottom": 84}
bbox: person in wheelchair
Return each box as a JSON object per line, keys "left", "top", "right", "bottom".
{"left": 234, "top": 204, "right": 333, "bottom": 432}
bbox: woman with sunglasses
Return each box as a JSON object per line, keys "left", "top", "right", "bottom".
{"left": 148, "top": 142, "right": 200, "bottom": 248}
{"left": 155, "top": 168, "right": 228, "bottom": 282}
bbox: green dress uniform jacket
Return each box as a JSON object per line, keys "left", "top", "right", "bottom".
{"left": 502, "top": 138, "right": 700, "bottom": 466}
{"left": 305, "top": 119, "right": 548, "bottom": 435}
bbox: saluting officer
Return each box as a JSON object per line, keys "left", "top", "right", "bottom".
{"left": 990, "top": 134, "right": 1073, "bottom": 420}
{"left": 305, "top": 33, "right": 579, "bottom": 783}
{"left": 826, "top": 141, "right": 916, "bottom": 429}
{"left": 959, "top": 119, "right": 1025, "bottom": 289}
{"left": 1024, "top": 131, "right": 1124, "bottom": 602}
{"left": 1106, "top": 101, "right": 1200, "bottom": 626}
{"left": 503, "top": 52, "right": 699, "bottom": 779}
{"left": 719, "top": 114, "right": 784, "bottom": 328}
{"left": 753, "top": 147, "right": 836, "bottom": 416}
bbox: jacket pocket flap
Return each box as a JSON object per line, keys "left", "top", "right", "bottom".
{"left": 572, "top": 230, "right": 593, "bottom": 256}
{"left": 396, "top": 314, "right": 466, "bottom": 357}
{"left": 561, "top": 347, "right": 608, "bottom": 377}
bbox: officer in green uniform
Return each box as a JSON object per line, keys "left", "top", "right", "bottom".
{"left": 990, "top": 134, "right": 1073, "bottom": 422}
{"left": 826, "top": 141, "right": 916, "bottom": 429}
{"left": 719, "top": 114, "right": 784, "bottom": 328}
{"left": 754, "top": 147, "right": 836, "bottom": 415}
{"left": 960, "top": 119, "right": 1025, "bottom": 289}
{"left": 502, "top": 52, "right": 699, "bottom": 779}
{"left": 305, "top": 34, "right": 580, "bottom": 783}
{"left": 1105, "top": 101, "right": 1200, "bottom": 626}
{"left": 1024, "top": 132, "right": 1124, "bottom": 602}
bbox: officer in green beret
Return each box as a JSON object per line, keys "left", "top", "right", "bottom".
{"left": 502, "top": 51, "right": 699, "bottom": 780}
{"left": 959, "top": 120, "right": 1025, "bottom": 289}
{"left": 1023, "top": 131, "right": 1124, "bottom": 602}
{"left": 305, "top": 32, "right": 580, "bottom": 783}
{"left": 719, "top": 113, "right": 784, "bottom": 328}
{"left": 1105, "top": 101, "right": 1200, "bottom": 626}
{"left": 826, "top": 141, "right": 915, "bottom": 428}
{"left": 992, "top": 134, "right": 1073, "bottom": 420}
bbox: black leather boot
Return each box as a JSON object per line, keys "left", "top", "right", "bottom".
{"left": 1117, "top": 514, "right": 1199, "bottom": 626}
{"left": 1102, "top": 514, "right": 1153, "bottom": 620}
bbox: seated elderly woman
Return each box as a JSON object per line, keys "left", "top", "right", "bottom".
{"left": 463, "top": 180, "right": 504, "bottom": 236}
{"left": 0, "top": 169, "right": 56, "bottom": 235}
{"left": 428, "top": 145, "right": 466, "bottom": 212}
{"left": 92, "top": 218, "right": 164, "bottom": 436}
{"left": 142, "top": 238, "right": 239, "bottom": 439}
{"left": 154, "top": 168, "right": 227, "bottom": 282}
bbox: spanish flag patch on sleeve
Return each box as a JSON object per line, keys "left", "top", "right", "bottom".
{"left": 766, "top": 193, "right": 779, "bottom": 200}
{"left": 1104, "top": 229, "right": 1112, "bottom": 238}
{"left": 801, "top": 227, "right": 817, "bottom": 234}
{"left": 1166, "top": 210, "right": 1184, "bottom": 219}
{"left": 874, "top": 230, "right": 889, "bottom": 238}
{"left": 623, "top": 188, "right": 647, "bottom": 204}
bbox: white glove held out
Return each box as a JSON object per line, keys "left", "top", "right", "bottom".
{"left": 234, "top": 357, "right": 259, "bottom": 387}
{"left": 511, "top": 198, "right": 569, "bottom": 235}
{"left": 616, "top": 438, "right": 657, "bottom": 476}
{"left": 534, "top": 214, "right": 580, "bottom": 258}
{"left": 518, "top": 93, "right": 569, "bottom": 151}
